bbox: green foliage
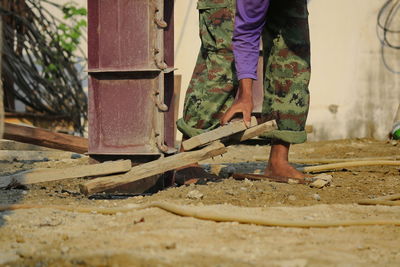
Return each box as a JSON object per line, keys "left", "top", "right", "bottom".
{"left": 54, "top": 2, "right": 87, "bottom": 56}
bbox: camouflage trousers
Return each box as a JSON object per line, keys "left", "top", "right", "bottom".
{"left": 177, "top": 0, "right": 311, "bottom": 144}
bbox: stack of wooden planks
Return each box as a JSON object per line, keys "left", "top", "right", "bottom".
{"left": 0, "top": 119, "right": 277, "bottom": 195}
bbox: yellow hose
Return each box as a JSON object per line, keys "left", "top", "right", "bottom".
{"left": 1, "top": 202, "right": 400, "bottom": 228}
{"left": 298, "top": 160, "right": 400, "bottom": 173}
{"left": 253, "top": 156, "right": 400, "bottom": 164}
{"left": 358, "top": 194, "right": 400, "bottom": 206}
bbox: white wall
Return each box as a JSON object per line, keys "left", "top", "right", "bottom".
{"left": 174, "top": 0, "right": 400, "bottom": 141}
{"left": 307, "top": 0, "right": 400, "bottom": 140}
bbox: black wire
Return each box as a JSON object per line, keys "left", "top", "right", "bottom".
{"left": 377, "top": 0, "right": 400, "bottom": 73}
{"left": 0, "top": 0, "right": 87, "bottom": 134}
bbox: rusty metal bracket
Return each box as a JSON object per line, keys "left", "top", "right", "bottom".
{"left": 163, "top": 67, "right": 177, "bottom": 73}
{"left": 155, "top": 59, "right": 168, "bottom": 70}
{"left": 152, "top": 89, "right": 168, "bottom": 112}
{"left": 154, "top": 18, "right": 168, "bottom": 28}
{"left": 155, "top": 132, "right": 169, "bottom": 153}
{"left": 154, "top": 5, "right": 168, "bottom": 28}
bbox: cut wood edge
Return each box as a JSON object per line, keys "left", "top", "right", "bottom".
{"left": 80, "top": 141, "right": 227, "bottom": 196}
{"left": 0, "top": 160, "right": 132, "bottom": 189}
{"left": 182, "top": 117, "right": 257, "bottom": 151}
{"left": 226, "top": 120, "right": 277, "bottom": 143}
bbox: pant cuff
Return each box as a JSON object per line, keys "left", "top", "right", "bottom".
{"left": 260, "top": 130, "right": 307, "bottom": 144}
{"left": 176, "top": 118, "right": 208, "bottom": 138}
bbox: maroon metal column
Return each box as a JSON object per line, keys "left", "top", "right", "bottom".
{"left": 87, "top": 0, "right": 175, "bottom": 157}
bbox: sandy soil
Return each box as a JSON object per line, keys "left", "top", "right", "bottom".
{"left": 0, "top": 138, "right": 400, "bottom": 266}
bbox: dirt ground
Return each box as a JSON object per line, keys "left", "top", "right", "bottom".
{"left": 0, "top": 138, "right": 400, "bottom": 266}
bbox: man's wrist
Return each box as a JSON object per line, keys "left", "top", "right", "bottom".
{"left": 239, "top": 78, "right": 253, "bottom": 99}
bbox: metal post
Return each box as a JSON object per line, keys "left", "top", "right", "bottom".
{"left": 0, "top": 17, "right": 4, "bottom": 137}
{"left": 87, "top": 0, "right": 175, "bottom": 191}
{"left": 87, "top": 0, "right": 175, "bottom": 157}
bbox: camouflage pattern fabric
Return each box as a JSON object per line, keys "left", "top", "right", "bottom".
{"left": 177, "top": 0, "right": 311, "bottom": 144}
{"left": 176, "top": 0, "right": 237, "bottom": 138}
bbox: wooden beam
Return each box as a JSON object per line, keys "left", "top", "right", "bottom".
{"left": 4, "top": 123, "right": 88, "bottom": 154}
{"left": 182, "top": 117, "right": 258, "bottom": 151}
{"left": 80, "top": 141, "right": 227, "bottom": 196}
{"left": 0, "top": 160, "right": 132, "bottom": 188}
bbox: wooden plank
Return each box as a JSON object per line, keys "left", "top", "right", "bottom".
{"left": 226, "top": 120, "right": 277, "bottom": 144}
{"left": 0, "top": 160, "right": 132, "bottom": 188}
{"left": 80, "top": 141, "right": 227, "bottom": 195}
{"left": 0, "top": 150, "right": 78, "bottom": 162}
{"left": 182, "top": 117, "right": 258, "bottom": 151}
{"left": 4, "top": 123, "right": 88, "bottom": 154}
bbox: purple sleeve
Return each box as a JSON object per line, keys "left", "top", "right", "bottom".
{"left": 233, "top": 0, "right": 270, "bottom": 80}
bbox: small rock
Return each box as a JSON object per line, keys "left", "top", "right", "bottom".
{"left": 313, "top": 193, "right": 321, "bottom": 201}
{"left": 310, "top": 179, "right": 329, "bottom": 189}
{"left": 16, "top": 247, "right": 35, "bottom": 258}
{"left": 165, "top": 243, "right": 177, "bottom": 250}
{"left": 310, "top": 174, "right": 333, "bottom": 188}
{"left": 209, "top": 164, "right": 225, "bottom": 176}
{"left": 71, "top": 153, "right": 82, "bottom": 159}
{"left": 220, "top": 166, "right": 236, "bottom": 178}
{"left": 391, "top": 140, "right": 398, "bottom": 146}
{"left": 244, "top": 178, "right": 253, "bottom": 185}
{"left": 134, "top": 218, "right": 145, "bottom": 224}
{"left": 253, "top": 169, "right": 262, "bottom": 174}
{"left": 15, "top": 235, "right": 25, "bottom": 243}
{"left": 187, "top": 190, "right": 203, "bottom": 200}
{"left": 314, "top": 173, "right": 333, "bottom": 182}
{"left": 2, "top": 215, "right": 12, "bottom": 222}
{"left": 61, "top": 234, "right": 69, "bottom": 241}
{"left": 288, "top": 195, "right": 297, "bottom": 201}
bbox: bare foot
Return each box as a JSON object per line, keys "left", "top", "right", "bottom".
{"left": 264, "top": 140, "right": 306, "bottom": 180}
{"left": 264, "top": 160, "right": 306, "bottom": 179}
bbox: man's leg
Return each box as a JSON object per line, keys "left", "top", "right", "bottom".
{"left": 261, "top": 0, "right": 311, "bottom": 178}
{"left": 177, "top": 3, "right": 237, "bottom": 138}
{"left": 175, "top": 2, "right": 237, "bottom": 184}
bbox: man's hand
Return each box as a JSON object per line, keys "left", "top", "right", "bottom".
{"left": 221, "top": 78, "right": 254, "bottom": 127}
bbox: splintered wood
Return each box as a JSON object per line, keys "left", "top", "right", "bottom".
{"left": 80, "top": 141, "right": 227, "bottom": 195}
{"left": 182, "top": 117, "right": 258, "bottom": 151}
{"left": 0, "top": 160, "right": 132, "bottom": 189}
